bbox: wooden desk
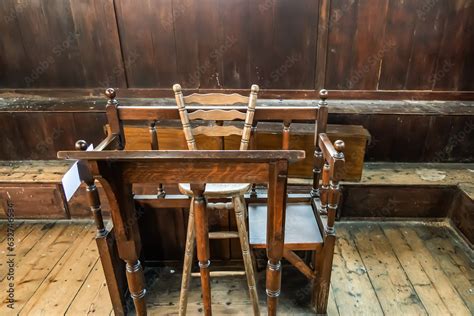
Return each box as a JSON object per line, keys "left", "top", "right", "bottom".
{"left": 58, "top": 149, "right": 305, "bottom": 316}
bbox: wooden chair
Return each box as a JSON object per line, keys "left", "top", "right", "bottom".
{"left": 248, "top": 89, "right": 345, "bottom": 314}
{"left": 172, "top": 83, "right": 260, "bottom": 315}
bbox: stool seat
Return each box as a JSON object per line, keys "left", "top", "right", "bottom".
{"left": 178, "top": 183, "right": 251, "bottom": 197}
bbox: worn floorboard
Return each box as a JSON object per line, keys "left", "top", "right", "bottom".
{"left": 0, "top": 221, "right": 472, "bottom": 315}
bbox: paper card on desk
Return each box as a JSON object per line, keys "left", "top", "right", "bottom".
{"left": 62, "top": 144, "right": 94, "bottom": 201}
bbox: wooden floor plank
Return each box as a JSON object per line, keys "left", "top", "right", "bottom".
{"left": 20, "top": 224, "right": 97, "bottom": 315}
{"left": 0, "top": 222, "right": 87, "bottom": 314}
{"left": 350, "top": 223, "right": 427, "bottom": 315}
{"left": 331, "top": 225, "right": 383, "bottom": 315}
{"left": 65, "top": 258, "right": 114, "bottom": 315}
{"left": 1, "top": 221, "right": 472, "bottom": 315}
{"left": 0, "top": 223, "right": 50, "bottom": 283}
{"left": 327, "top": 286, "right": 340, "bottom": 316}
{"left": 415, "top": 225, "right": 474, "bottom": 313}
{"left": 400, "top": 226, "right": 472, "bottom": 315}
{"left": 382, "top": 224, "right": 452, "bottom": 315}
{"left": 0, "top": 221, "right": 23, "bottom": 243}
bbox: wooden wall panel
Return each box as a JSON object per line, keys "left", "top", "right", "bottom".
{"left": 173, "top": 0, "right": 200, "bottom": 88}
{"left": 450, "top": 190, "right": 474, "bottom": 245}
{"left": 324, "top": 0, "right": 358, "bottom": 90}
{"left": 114, "top": 0, "right": 178, "bottom": 88}
{"left": 0, "top": 0, "right": 472, "bottom": 96}
{"left": 349, "top": 0, "right": 390, "bottom": 90}
{"left": 0, "top": 0, "right": 125, "bottom": 88}
{"left": 267, "top": 0, "right": 319, "bottom": 89}
{"left": 325, "top": 0, "right": 473, "bottom": 92}
{"left": 221, "top": 0, "right": 250, "bottom": 88}
{"left": 433, "top": 1, "right": 474, "bottom": 91}
{"left": 404, "top": 0, "right": 447, "bottom": 90}
{"left": 378, "top": 0, "right": 418, "bottom": 90}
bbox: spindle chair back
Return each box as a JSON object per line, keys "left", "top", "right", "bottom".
{"left": 172, "top": 83, "right": 259, "bottom": 151}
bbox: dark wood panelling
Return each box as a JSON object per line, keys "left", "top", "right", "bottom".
{"left": 433, "top": 1, "right": 474, "bottom": 91}
{"left": 325, "top": 0, "right": 358, "bottom": 90}
{"left": 349, "top": 0, "right": 390, "bottom": 90}
{"left": 325, "top": 0, "right": 473, "bottom": 93}
{"left": 0, "top": 0, "right": 472, "bottom": 95}
{"left": 114, "top": 0, "right": 178, "bottom": 88}
{"left": 221, "top": 0, "right": 250, "bottom": 88}
{"left": 378, "top": 0, "right": 417, "bottom": 90}
{"left": 1, "top": 99, "right": 473, "bottom": 162}
{"left": 0, "top": 184, "right": 67, "bottom": 218}
{"left": 173, "top": 0, "right": 200, "bottom": 88}
{"left": 268, "top": 0, "right": 319, "bottom": 89}
{"left": 0, "top": 112, "right": 107, "bottom": 160}
{"left": 340, "top": 185, "right": 457, "bottom": 218}
{"left": 404, "top": 0, "right": 447, "bottom": 90}
{"left": 0, "top": 0, "right": 124, "bottom": 88}
{"left": 449, "top": 190, "right": 474, "bottom": 245}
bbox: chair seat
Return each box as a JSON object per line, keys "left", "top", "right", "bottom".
{"left": 249, "top": 203, "right": 323, "bottom": 250}
{"left": 178, "top": 183, "right": 251, "bottom": 198}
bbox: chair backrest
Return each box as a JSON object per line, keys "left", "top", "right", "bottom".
{"left": 172, "top": 84, "right": 259, "bottom": 151}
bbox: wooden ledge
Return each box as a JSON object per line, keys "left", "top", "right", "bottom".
{"left": 0, "top": 160, "right": 73, "bottom": 184}
{"left": 57, "top": 150, "right": 305, "bottom": 163}
{"left": 1, "top": 95, "right": 473, "bottom": 116}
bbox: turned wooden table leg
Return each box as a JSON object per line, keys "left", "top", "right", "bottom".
{"left": 85, "top": 180, "right": 126, "bottom": 315}
{"left": 125, "top": 259, "right": 147, "bottom": 316}
{"left": 192, "top": 185, "right": 212, "bottom": 316}
{"left": 266, "top": 160, "right": 288, "bottom": 316}
{"left": 179, "top": 202, "right": 196, "bottom": 316}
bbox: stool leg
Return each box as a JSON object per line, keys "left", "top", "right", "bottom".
{"left": 234, "top": 196, "right": 260, "bottom": 316}
{"left": 179, "top": 202, "right": 196, "bottom": 316}
{"left": 193, "top": 190, "right": 212, "bottom": 315}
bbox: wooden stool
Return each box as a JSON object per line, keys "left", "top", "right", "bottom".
{"left": 173, "top": 84, "right": 260, "bottom": 315}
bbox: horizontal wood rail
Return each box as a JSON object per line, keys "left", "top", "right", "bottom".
{"left": 183, "top": 93, "right": 249, "bottom": 105}
{"left": 2, "top": 88, "right": 473, "bottom": 101}
{"left": 58, "top": 150, "right": 305, "bottom": 162}
{"left": 117, "top": 105, "right": 319, "bottom": 122}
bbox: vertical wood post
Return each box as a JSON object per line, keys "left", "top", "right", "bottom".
{"left": 105, "top": 88, "right": 125, "bottom": 149}
{"left": 75, "top": 140, "right": 126, "bottom": 315}
{"left": 250, "top": 122, "right": 258, "bottom": 198}
{"left": 282, "top": 120, "right": 291, "bottom": 150}
{"left": 312, "top": 89, "right": 328, "bottom": 197}
{"left": 174, "top": 84, "right": 198, "bottom": 150}
{"left": 320, "top": 163, "right": 330, "bottom": 215}
{"left": 191, "top": 184, "right": 212, "bottom": 315}
{"left": 266, "top": 160, "right": 288, "bottom": 316}
{"left": 240, "top": 84, "right": 259, "bottom": 150}
{"left": 149, "top": 121, "right": 166, "bottom": 197}
{"left": 312, "top": 139, "right": 344, "bottom": 314}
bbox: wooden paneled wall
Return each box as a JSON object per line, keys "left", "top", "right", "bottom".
{"left": 0, "top": 0, "right": 473, "bottom": 97}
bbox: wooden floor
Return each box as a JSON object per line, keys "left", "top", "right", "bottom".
{"left": 0, "top": 221, "right": 472, "bottom": 315}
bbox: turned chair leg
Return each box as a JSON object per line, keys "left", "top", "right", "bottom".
{"left": 179, "top": 203, "right": 196, "bottom": 316}
{"left": 192, "top": 188, "right": 212, "bottom": 315}
{"left": 233, "top": 195, "right": 260, "bottom": 316}
{"left": 312, "top": 234, "right": 335, "bottom": 314}
{"left": 125, "top": 259, "right": 147, "bottom": 316}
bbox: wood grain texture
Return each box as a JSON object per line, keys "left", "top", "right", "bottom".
{"left": 192, "top": 125, "right": 243, "bottom": 137}
{"left": 1, "top": 221, "right": 472, "bottom": 315}
{"left": 0, "top": 0, "right": 472, "bottom": 92}
{"left": 184, "top": 93, "right": 249, "bottom": 105}
{"left": 188, "top": 109, "right": 246, "bottom": 121}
